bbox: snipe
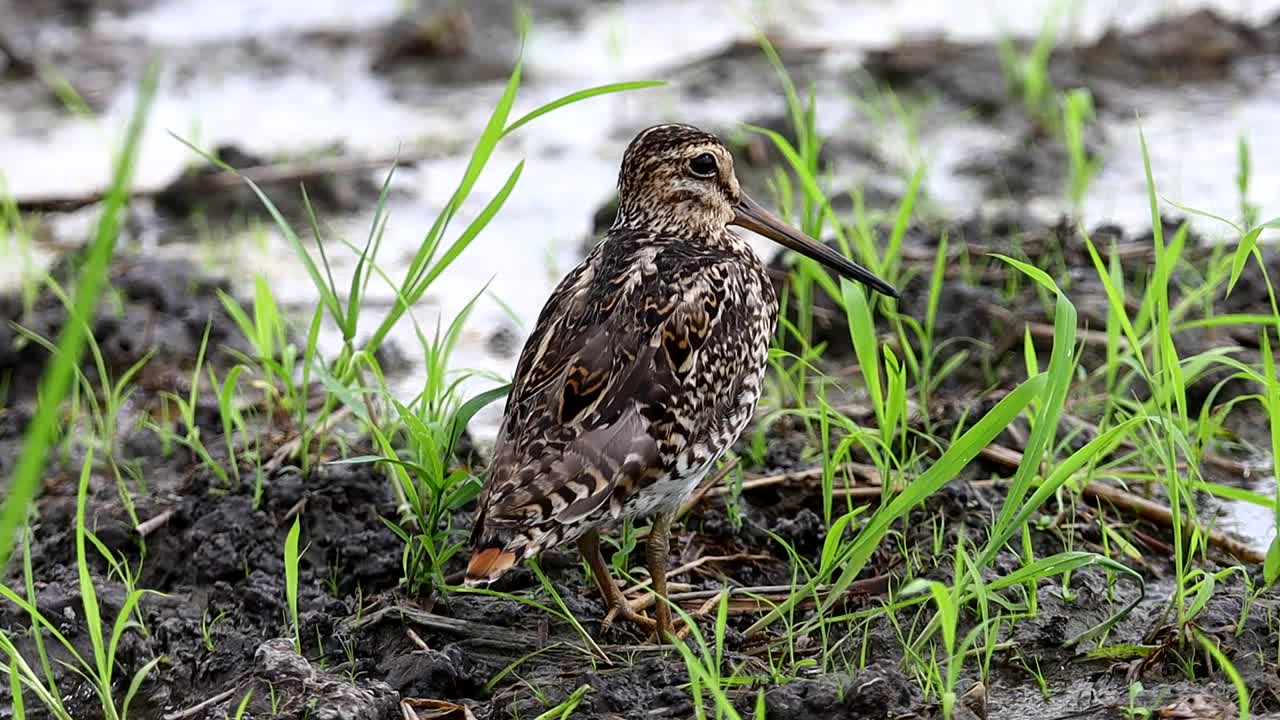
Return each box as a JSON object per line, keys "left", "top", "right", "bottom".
{"left": 465, "top": 123, "right": 897, "bottom": 640}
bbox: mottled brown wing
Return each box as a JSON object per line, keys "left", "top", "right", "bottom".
{"left": 465, "top": 251, "right": 725, "bottom": 582}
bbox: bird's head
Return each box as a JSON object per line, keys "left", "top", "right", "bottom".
{"left": 613, "top": 123, "right": 898, "bottom": 298}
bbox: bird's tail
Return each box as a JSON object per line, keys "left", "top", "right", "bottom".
{"left": 464, "top": 546, "right": 518, "bottom": 586}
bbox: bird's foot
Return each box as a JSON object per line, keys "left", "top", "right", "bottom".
{"left": 601, "top": 599, "right": 657, "bottom": 633}
{"left": 653, "top": 600, "right": 685, "bottom": 644}
{"left": 654, "top": 618, "right": 684, "bottom": 644}
{"left": 604, "top": 592, "right": 688, "bottom": 643}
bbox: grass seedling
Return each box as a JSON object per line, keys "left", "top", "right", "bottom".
{"left": 285, "top": 515, "right": 303, "bottom": 653}
{"left": 211, "top": 363, "right": 248, "bottom": 487}
{"left": 10, "top": 284, "right": 156, "bottom": 506}
{"left": 1195, "top": 629, "right": 1249, "bottom": 719}
{"left": 3, "top": 531, "right": 69, "bottom": 718}
{"left": 996, "top": 4, "right": 1065, "bottom": 130}
{"left": 149, "top": 323, "right": 228, "bottom": 485}
{"left": 354, "top": 315, "right": 509, "bottom": 594}
{"left": 0, "top": 451, "right": 162, "bottom": 719}
{"left": 201, "top": 608, "right": 226, "bottom": 652}
{"left": 231, "top": 690, "right": 254, "bottom": 720}
{"left": 218, "top": 273, "right": 305, "bottom": 421}
{"left": 902, "top": 541, "right": 1007, "bottom": 719}
{"left": 900, "top": 579, "right": 960, "bottom": 719}
{"left": 1262, "top": 330, "right": 1280, "bottom": 587}
{"left": 532, "top": 683, "right": 592, "bottom": 720}
{"left": 1236, "top": 134, "right": 1259, "bottom": 231}
{"left": 1062, "top": 87, "right": 1098, "bottom": 212}
{"left": 672, "top": 593, "right": 743, "bottom": 720}
{"left": 893, "top": 231, "right": 970, "bottom": 428}
{"left": 527, "top": 559, "right": 606, "bottom": 662}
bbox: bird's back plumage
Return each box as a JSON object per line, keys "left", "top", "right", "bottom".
{"left": 465, "top": 225, "right": 776, "bottom": 585}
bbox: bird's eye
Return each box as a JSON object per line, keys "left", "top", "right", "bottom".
{"left": 689, "top": 153, "right": 718, "bottom": 178}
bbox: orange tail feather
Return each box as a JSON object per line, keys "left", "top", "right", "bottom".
{"left": 464, "top": 547, "right": 517, "bottom": 586}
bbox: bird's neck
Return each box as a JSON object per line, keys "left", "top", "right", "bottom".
{"left": 611, "top": 204, "right": 736, "bottom": 244}
{"left": 603, "top": 222, "right": 756, "bottom": 264}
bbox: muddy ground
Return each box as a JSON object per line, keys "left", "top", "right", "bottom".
{"left": 4, "top": 5, "right": 1280, "bottom": 720}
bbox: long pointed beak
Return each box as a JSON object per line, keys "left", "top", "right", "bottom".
{"left": 732, "top": 193, "right": 899, "bottom": 299}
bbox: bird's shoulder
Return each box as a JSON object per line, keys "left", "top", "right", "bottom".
{"left": 509, "top": 228, "right": 752, "bottom": 400}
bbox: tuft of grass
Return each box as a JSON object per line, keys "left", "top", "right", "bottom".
{"left": 344, "top": 314, "right": 510, "bottom": 596}
{"left": 147, "top": 323, "right": 229, "bottom": 485}
{"left": 1062, "top": 87, "right": 1098, "bottom": 211}
{"left": 1237, "top": 134, "right": 1260, "bottom": 231}
{"left": 1, "top": 451, "right": 162, "bottom": 719}
{"left": 901, "top": 571, "right": 998, "bottom": 720}
{"left": 746, "top": 364, "right": 1048, "bottom": 637}
{"left": 10, "top": 277, "right": 156, "bottom": 509}
{"left": 672, "top": 592, "right": 743, "bottom": 720}
{"left": 996, "top": 3, "right": 1064, "bottom": 128}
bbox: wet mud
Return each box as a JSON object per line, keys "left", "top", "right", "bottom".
{"left": 5, "top": 216, "right": 1279, "bottom": 719}
{"left": 862, "top": 9, "right": 1280, "bottom": 114}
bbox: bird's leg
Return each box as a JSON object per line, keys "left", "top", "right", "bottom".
{"left": 646, "top": 510, "right": 676, "bottom": 642}
{"left": 577, "top": 528, "right": 656, "bottom": 632}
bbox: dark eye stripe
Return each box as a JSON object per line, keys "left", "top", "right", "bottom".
{"left": 689, "top": 153, "right": 718, "bottom": 178}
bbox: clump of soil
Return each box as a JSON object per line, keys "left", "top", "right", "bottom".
{"left": 152, "top": 143, "right": 385, "bottom": 226}
{"left": 862, "top": 9, "right": 1280, "bottom": 114}
{"left": 0, "top": 255, "right": 252, "bottom": 410}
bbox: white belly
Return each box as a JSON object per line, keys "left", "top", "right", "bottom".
{"left": 624, "top": 456, "right": 720, "bottom": 518}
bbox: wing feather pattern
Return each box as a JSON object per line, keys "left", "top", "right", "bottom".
{"left": 465, "top": 235, "right": 741, "bottom": 584}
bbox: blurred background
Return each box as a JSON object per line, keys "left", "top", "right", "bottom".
{"left": 2, "top": 0, "right": 1278, "bottom": 430}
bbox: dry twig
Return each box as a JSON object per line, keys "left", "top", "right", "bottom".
{"left": 979, "top": 443, "right": 1266, "bottom": 564}
{"left": 135, "top": 509, "right": 174, "bottom": 538}
{"left": 163, "top": 687, "right": 239, "bottom": 720}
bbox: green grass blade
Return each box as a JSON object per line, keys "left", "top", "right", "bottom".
{"left": 346, "top": 166, "right": 398, "bottom": 340}
{"left": 1228, "top": 227, "right": 1264, "bottom": 297}
{"left": 1195, "top": 629, "right": 1249, "bottom": 719}
{"left": 747, "top": 373, "right": 1046, "bottom": 636}
{"left": 883, "top": 164, "right": 924, "bottom": 281}
{"left": 7, "top": 644, "right": 24, "bottom": 719}
{"left": 985, "top": 257, "right": 1075, "bottom": 545}
{"left": 74, "top": 450, "right": 115, "bottom": 717}
{"left": 169, "top": 134, "right": 347, "bottom": 330}
{"left": 120, "top": 655, "right": 164, "bottom": 720}
{"left": 448, "top": 384, "right": 512, "bottom": 457}
{"left": 502, "top": 81, "right": 665, "bottom": 138}
{"left": 842, "top": 280, "right": 884, "bottom": 430}
{"left": 527, "top": 560, "right": 607, "bottom": 663}
{"left": 0, "top": 62, "right": 158, "bottom": 572}
{"left": 22, "top": 530, "right": 67, "bottom": 715}
{"left": 284, "top": 517, "right": 302, "bottom": 652}
{"left": 366, "top": 161, "right": 525, "bottom": 353}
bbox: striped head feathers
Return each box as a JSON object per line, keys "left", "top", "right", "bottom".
{"left": 612, "top": 123, "right": 743, "bottom": 237}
